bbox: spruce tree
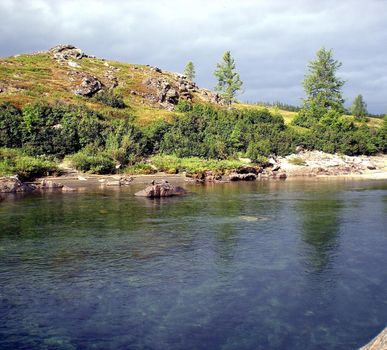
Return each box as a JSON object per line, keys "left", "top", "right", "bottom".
{"left": 351, "top": 94, "right": 368, "bottom": 120}
{"left": 295, "top": 48, "right": 345, "bottom": 127}
{"left": 214, "top": 51, "right": 243, "bottom": 105}
{"left": 183, "top": 61, "right": 196, "bottom": 81}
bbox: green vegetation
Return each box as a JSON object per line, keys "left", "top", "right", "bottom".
{"left": 288, "top": 156, "right": 307, "bottom": 166}
{"left": 0, "top": 48, "right": 385, "bottom": 179}
{"left": 149, "top": 155, "right": 247, "bottom": 175}
{"left": 124, "top": 163, "right": 156, "bottom": 175}
{"left": 93, "top": 89, "right": 126, "bottom": 109}
{"left": 294, "top": 47, "right": 345, "bottom": 128}
{"left": 183, "top": 61, "right": 196, "bottom": 81}
{"left": 214, "top": 51, "right": 243, "bottom": 104}
{"left": 351, "top": 94, "right": 368, "bottom": 121}
{"left": 0, "top": 148, "right": 57, "bottom": 180}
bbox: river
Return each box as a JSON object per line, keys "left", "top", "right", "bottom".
{"left": 0, "top": 179, "right": 386, "bottom": 349}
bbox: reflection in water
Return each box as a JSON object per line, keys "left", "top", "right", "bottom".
{"left": 297, "top": 199, "right": 343, "bottom": 272}
{"left": 0, "top": 180, "right": 387, "bottom": 350}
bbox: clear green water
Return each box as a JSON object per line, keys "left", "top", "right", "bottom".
{"left": 0, "top": 179, "right": 386, "bottom": 350}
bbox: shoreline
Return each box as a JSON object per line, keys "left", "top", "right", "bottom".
{"left": 33, "top": 169, "right": 387, "bottom": 190}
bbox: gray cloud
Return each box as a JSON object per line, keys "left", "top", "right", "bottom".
{"left": 1, "top": 0, "right": 386, "bottom": 113}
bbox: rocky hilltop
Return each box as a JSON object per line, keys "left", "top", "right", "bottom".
{"left": 0, "top": 44, "right": 225, "bottom": 119}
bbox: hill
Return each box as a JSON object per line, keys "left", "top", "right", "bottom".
{"left": 0, "top": 45, "right": 385, "bottom": 180}
{"left": 0, "top": 44, "right": 228, "bottom": 126}
{"left": 0, "top": 44, "right": 383, "bottom": 129}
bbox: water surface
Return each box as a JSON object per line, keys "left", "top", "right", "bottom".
{"left": 0, "top": 179, "right": 386, "bottom": 349}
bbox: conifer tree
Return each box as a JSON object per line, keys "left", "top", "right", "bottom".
{"left": 351, "top": 94, "right": 368, "bottom": 120}
{"left": 183, "top": 61, "right": 196, "bottom": 81}
{"left": 214, "top": 51, "right": 243, "bottom": 104}
{"left": 295, "top": 48, "right": 345, "bottom": 127}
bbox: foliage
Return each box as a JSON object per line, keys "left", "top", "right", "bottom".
{"left": 149, "top": 155, "right": 248, "bottom": 174}
{"left": 0, "top": 147, "right": 58, "bottom": 180}
{"left": 214, "top": 51, "right": 243, "bottom": 104}
{"left": 351, "top": 94, "right": 368, "bottom": 121}
{"left": 124, "top": 163, "right": 156, "bottom": 175}
{"left": 176, "top": 100, "right": 193, "bottom": 113}
{"left": 103, "top": 119, "right": 144, "bottom": 165}
{"left": 294, "top": 48, "right": 345, "bottom": 127}
{"left": 66, "top": 146, "right": 115, "bottom": 174}
{"left": 93, "top": 89, "right": 126, "bottom": 109}
{"left": 159, "top": 104, "right": 292, "bottom": 159}
{"left": 288, "top": 156, "right": 307, "bottom": 166}
{"left": 0, "top": 103, "right": 23, "bottom": 148}
{"left": 183, "top": 61, "right": 196, "bottom": 81}
{"left": 254, "top": 101, "right": 300, "bottom": 112}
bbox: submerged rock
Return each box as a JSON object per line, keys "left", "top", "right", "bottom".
{"left": 135, "top": 181, "right": 187, "bottom": 198}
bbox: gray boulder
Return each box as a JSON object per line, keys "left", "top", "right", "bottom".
{"left": 0, "top": 177, "right": 35, "bottom": 193}
{"left": 49, "top": 44, "right": 87, "bottom": 60}
{"left": 72, "top": 75, "right": 102, "bottom": 96}
{"left": 135, "top": 181, "right": 187, "bottom": 198}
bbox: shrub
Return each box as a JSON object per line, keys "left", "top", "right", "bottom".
{"left": 67, "top": 148, "right": 115, "bottom": 174}
{"left": 288, "top": 156, "right": 307, "bottom": 166}
{"left": 124, "top": 163, "right": 157, "bottom": 175}
{"left": 0, "top": 103, "right": 23, "bottom": 147}
{"left": 93, "top": 89, "right": 126, "bottom": 109}
{"left": 0, "top": 147, "right": 58, "bottom": 180}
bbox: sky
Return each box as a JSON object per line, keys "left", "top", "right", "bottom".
{"left": 0, "top": 0, "right": 386, "bottom": 113}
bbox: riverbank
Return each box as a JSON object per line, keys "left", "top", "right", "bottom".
{"left": 1, "top": 151, "right": 386, "bottom": 194}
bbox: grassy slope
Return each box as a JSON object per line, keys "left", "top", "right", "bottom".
{"left": 0, "top": 52, "right": 383, "bottom": 128}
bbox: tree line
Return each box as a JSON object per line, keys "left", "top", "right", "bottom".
{"left": 185, "top": 48, "right": 378, "bottom": 118}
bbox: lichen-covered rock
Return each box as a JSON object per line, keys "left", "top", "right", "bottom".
{"left": 0, "top": 177, "right": 35, "bottom": 193}
{"left": 72, "top": 75, "right": 103, "bottom": 96}
{"left": 49, "top": 44, "right": 87, "bottom": 60}
{"left": 135, "top": 181, "right": 187, "bottom": 198}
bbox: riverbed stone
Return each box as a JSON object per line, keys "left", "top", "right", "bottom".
{"left": 0, "top": 177, "right": 35, "bottom": 193}
{"left": 135, "top": 181, "right": 187, "bottom": 198}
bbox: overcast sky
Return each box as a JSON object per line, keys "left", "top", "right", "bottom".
{"left": 1, "top": 0, "right": 386, "bottom": 113}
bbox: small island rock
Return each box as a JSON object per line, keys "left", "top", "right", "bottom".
{"left": 135, "top": 181, "right": 187, "bottom": 198}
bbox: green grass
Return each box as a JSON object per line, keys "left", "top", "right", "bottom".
{"left": 288, "top": 156, "right": 307, "bottom": 166}
{"left": 0, "top": 148, "right": 58, "bottom": 180}
{"left": 124, "top": 163, "right": 157, "bottom": 175}
{"left": 149, "top": 155, "right": 249, "bottom": 174}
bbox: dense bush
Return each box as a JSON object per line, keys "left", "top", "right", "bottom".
{"left": 159, "top": 104, "right": 295, "bottom": 159}
{"left": 0, "top": 103, "right": 23, "bottom": 148}
{"left": 0, "top": 148, "right": 58, "bottom": 180}
{"left": 149, "top": 155, "right": 247, "bottom": 174}
{"left": 93, "top": 89, "right": 126, "bottom": 109}
{"left": 0, "top": 100, "right": 385, "bottom": 179}
{"left": 66, "top": 147, "right": 115, "bottom": 174}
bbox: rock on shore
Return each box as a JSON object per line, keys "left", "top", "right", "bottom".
{"left": 0, "top": 177, "right": 35, "bottom": 193}
{"left": 135, "top": 181, "right": 187, "bottom": 198}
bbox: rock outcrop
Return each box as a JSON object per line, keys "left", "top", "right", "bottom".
{"left": 271, "top": 150, "right": 384, "bottom": 177}
{"left": 71, "top": 74, "right": 103, "bottom": 96}
{"left": 360, "top": 327, "right": 387, "bottom": 350}
{"left": 39, "top": 180, "right": 63, "bottom": 189}
{"left": 141, "top": 74, "right": 226, "bottom": 110}
{"left": 49, "top": 44, "right": 88, "bottom": 61}
{"left": 0, "top": 177, "right": 35, "bottom": 193}
{"left": 135, "top": 181, "right": 187, "bottom": 198}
